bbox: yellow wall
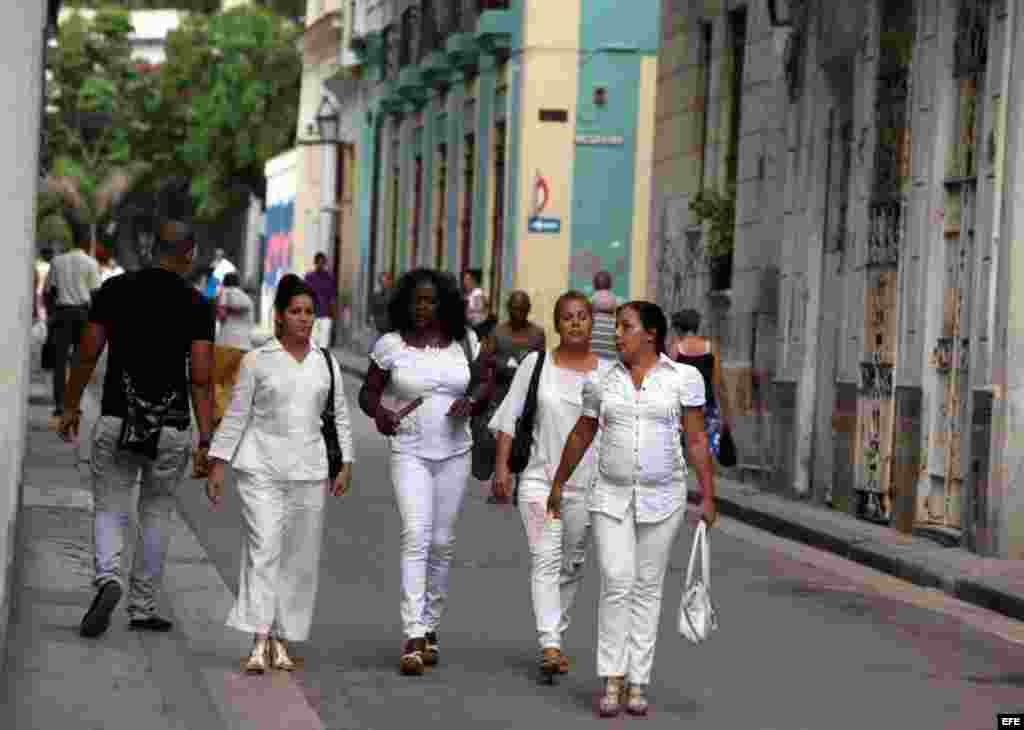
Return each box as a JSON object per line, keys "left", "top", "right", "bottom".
{"left": 514, "top": 0, "right": 581, "bottom": 342}
{"left": 631, "top": 56, "right": 658, "bottom": 301}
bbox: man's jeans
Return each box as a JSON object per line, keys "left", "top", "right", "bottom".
{"left": 51, "top": 304, "right": 88, "bottom": 411}
{"left": 89, "top": 415, "right": 191, "bottom": 620}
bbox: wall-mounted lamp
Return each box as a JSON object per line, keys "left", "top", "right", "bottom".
{"left": 593, "top": 86, "right": 607, "bottom": 107}
{"left": 298, "top": 96, "right": 341, "bottom": 146}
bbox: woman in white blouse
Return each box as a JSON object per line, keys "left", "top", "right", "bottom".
{"left": 358, "top": 268, "right": 494, "bottom": 676}
{"left": 206, "top": 274, "right": 355, "bottom": 674}
{"left": 212, "top": 272, "right": 255, "bottom": 428}
{"left": 550, "top": 301, "right": 717, "bottom": 717}
{"left": 490, "top": 291, "right": 610, "bottom": 681}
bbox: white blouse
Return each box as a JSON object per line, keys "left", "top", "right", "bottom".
{"left": 370, "top": 331, "right": 481, "bottom": 460}
{"left": 209, "top": 339, "right": 355, "bottom": 480}
{"left": 216, "top": 286, "right": 254, "bottom": 351}
{"left": 582, "top": 354, "right": 706, "bottom": 523}
{"left": 488, "top": 351, "right": 612, "bottom": 499}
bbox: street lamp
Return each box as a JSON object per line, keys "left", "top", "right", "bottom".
{"left": 315, "top": 96, "right": 339, "bottom": 143}
{"left": 298, "top": 96, "right": 342, "bottom": 146}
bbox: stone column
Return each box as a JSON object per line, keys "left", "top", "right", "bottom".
{"left": 991, "top": 0, "right": 1024, "bottom": 559}
{"left": 0, "top": 0, "right": 45, "bottom": 667}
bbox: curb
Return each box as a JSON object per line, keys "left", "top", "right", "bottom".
{"left": 334, "top": 349, "right": 1024, "bottom": 626}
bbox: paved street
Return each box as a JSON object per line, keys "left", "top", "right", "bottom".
{"left": 5, "top": 370, "right": 1024, "bottom": 730}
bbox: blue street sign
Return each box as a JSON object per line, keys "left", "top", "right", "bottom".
{"left": 528, "top": 216, "right": 561, "bottom": 234}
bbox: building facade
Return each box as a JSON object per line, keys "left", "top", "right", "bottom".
{"left": 328, "top": 0, "right": 661, "bottom": 343}
{"left": 1, "top": 0, "right": 47, "bottom": 667}
{"left": 653, "top": 0, "right": 1024, "bottom": 558}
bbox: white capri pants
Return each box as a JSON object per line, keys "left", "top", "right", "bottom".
{"left": 592, "top": 500, "right": 685, "bottom": 685}
{"left": 227, "top": 471, "right": 327, "bottom": 641}
{"left": 517, "top": 478, "right": 589, "bottom": 651}
{"left": 391, "top": 451, "right": 471, "bottom": 639}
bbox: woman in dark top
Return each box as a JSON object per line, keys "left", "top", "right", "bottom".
{"left": 482, "top": 290, "right": 546, "bottom": 503}
{"left": 670, "top": 309, "right": 732, "bottom": 459}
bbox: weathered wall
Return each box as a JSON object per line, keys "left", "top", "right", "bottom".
{"left": 0, "top": 0, "right": 45, "bottom": 669}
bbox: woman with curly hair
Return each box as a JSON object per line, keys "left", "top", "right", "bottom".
{"left": 358, "top": 268, "right": 495, "bottom": 676}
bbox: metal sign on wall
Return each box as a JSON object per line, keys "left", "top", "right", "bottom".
{"left": 575, "top": 134, "right": 625, "bottom": 146}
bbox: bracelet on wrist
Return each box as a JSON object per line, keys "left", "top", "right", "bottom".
{"left": 197, "top": 438, "right": 211, "bottom": 449}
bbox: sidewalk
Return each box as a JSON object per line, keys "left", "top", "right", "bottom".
{"left": 331, "top": 344, "right": 1024, "bottom": 625}
{"left": 3, "top": 371, "right": 334, "bottom": 730}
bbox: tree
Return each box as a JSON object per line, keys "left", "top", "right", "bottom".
{"left": 159, "top": 4, "right": 301, "bottom": 218}
{"left": 43, "top": 7, "right": 158, "bottom": 249}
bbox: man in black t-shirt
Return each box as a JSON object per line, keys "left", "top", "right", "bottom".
{"left": 59, "top": 219, "right": 215, "bottom": 639}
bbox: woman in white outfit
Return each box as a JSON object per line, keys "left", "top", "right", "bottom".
{"left": 490, "top": 291, "right": 610, "bottom": 680}
{"left": 358, "top": 268, "right": 494, "bottom": 676}
{"left": 206, "top": 274, "right": 355, "bottom": 674}
{"left": 550, "top": 301, "right": 717, "bottom": 717}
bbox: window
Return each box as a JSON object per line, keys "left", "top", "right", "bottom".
{"left": 490, "top": 121, "right": 507, "bottom": 304}
{"left": 436, "top": 142, "right": 448, "bottom": 268}
{"left": 389, "top": 129, "right": 401, "bottom": 275}
{"left": 461, "top": 133, "right": 476, "bottom": 271}
{"left": 411, "top": 155, "right": 424, "bottom": 265}
{"left": 698, "top": 21, "right": 713, "bottom": 191}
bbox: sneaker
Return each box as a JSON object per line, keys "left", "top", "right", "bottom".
{"left": 128, "top": 616, "right": 173, "bottom": 632}
{"left": 80, "top": 580, "right": 122, "bottom": 638}
{"left": 422, "top": 632, "right": 439, "bottom": 666}
{"left": 399, "top": 638, "right": 426, "bottom": 676}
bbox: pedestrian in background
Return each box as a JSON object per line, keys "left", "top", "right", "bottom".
{"left": 208, "top": 247, "right": 236, "bottom": 298}
{"left": 305, "top": 251, "right": 337, "bottom": 349}
{"left": 483, "top": 290, "right": 546, "bottom": 504}
{"left": 358, "top": 268, "right": 495, "bottom": 676}
{"left": 589, "top": 270, "right": 619, "bottom": 360}
{"left": 45, "top": 216, "right": 101, "bottom": 417}
{"left": 490, "top": 290, "right": 610, "bottom": 680}
{"left": 550, "top": 301, "right": 717, "bottom": 717}
{"left": 671, "top": 308, "right": 732, "bottom": 460}
{"left": 462, "top": 268, "right": 490, "bottom": 337}
{"left": 58, "top": 217, "right": 216, "bottom": 640}
{"left": 96, "top": 243, "right": 125, "bottom": 284}
{"left": 370, "top": 270, "right": 394, "bottom": 335}
{"left": 212, "top": 272, "right": 254, "bottom": 429}
{"left": 207, "top": 273, "right": 355, "bottom": 674}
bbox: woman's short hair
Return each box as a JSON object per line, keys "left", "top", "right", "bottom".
{"left": 621, "top": 300, "right": 668, "bottom": 354}
{"left": 553, "top": 290, "right": 593, "bottom": 329}
{"left": 274, "top": 273, "right": 316, "bottom": 314}
{"left": 389, "top": 268, "right": 468, "bottom": 341}
{"left": 671, "top": 308, "right": 701, "bottom": 335}
{"left": 222, "top": 272, "right": 241, "bottom": 288}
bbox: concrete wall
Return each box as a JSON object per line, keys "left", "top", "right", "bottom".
{"left": 0, "top": 0, "right": 45, "bottom": 669}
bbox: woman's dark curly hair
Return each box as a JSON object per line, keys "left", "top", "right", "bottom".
{"left": 388, "top": 268, "right": 468, "bottom": 342}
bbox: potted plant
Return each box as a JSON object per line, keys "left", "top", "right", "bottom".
{"left": 689, "top": 187, "right": 736, "bottom": 291}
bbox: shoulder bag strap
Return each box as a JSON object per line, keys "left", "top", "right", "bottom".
{"left": 523, "top": 351, "right": 545, "bottom": 418}
{"left": 320, "top": 348, "right": 335, "bottom": 418}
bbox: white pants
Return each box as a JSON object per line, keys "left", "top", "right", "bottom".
{"left": 227, "top": 472, "right": 327, "bottom": 641}
{"left": 312, "top": 317, "right": 333, "bottom": 349}
{"left": 517, "top": 479, "right": 589, "bottom": 650}
{"left": 592, "top": 500, "right": 685, "bottom": 685}
{"left": 391, "top": 451, "right": 471, "bottom": 639}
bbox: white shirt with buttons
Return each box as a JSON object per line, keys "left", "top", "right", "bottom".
{"left": 210, "top": 338, "right": 355, "bottom": 481}
{"left": 581, "top": 353, "right": 706, "bottom": 523}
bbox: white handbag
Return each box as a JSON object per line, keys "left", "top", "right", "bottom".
{"left": 678, "top": 519, "right": 718, "bottom": 644}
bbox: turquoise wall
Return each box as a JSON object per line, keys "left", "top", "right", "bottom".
{"left": 568, "top": 0, "right": 659, "bottom": 299}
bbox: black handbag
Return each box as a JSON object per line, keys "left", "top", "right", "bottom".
{"left": 717, "top": 425, "right": 737, "bottom": 467}
{"left": 320, "top": 348, "right": 345, "bottom": 481}
{"left": 508, "top": 351, "right": 545, "bottom": 474}
{"left": 462, "top": 335, "right": 498, "bottom": 481}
